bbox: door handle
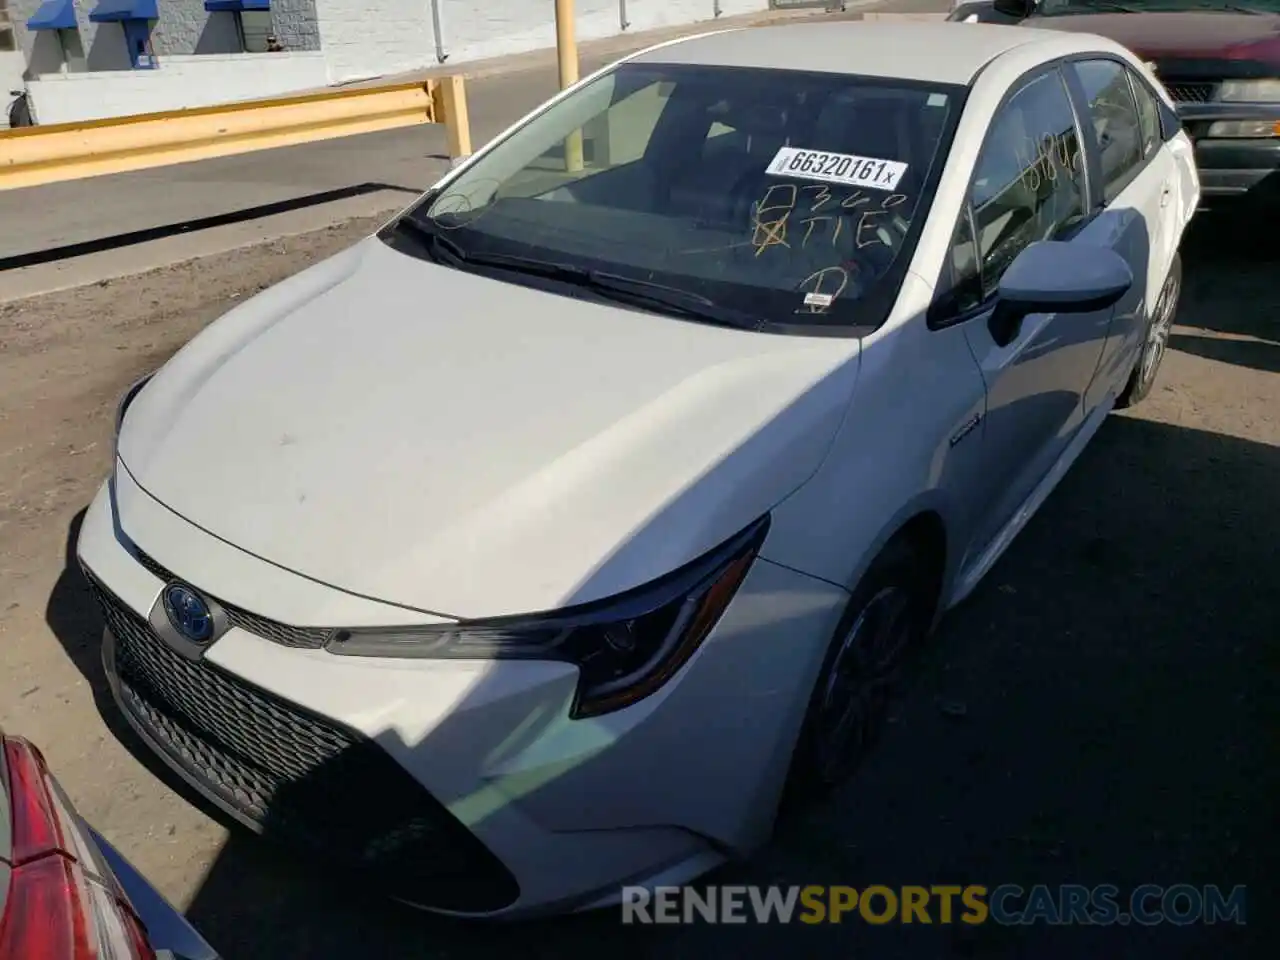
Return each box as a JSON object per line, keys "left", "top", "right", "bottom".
{"left": 1160, "top": 183, "right": 1173, "bottom": 208}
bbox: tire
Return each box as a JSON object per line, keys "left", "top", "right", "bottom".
{"left": 7, "top": 92, "right": 33, "bottom": 129}
{"left": 783, "top": 535, "right": 936, "bottom": 803}
{"left": 1116, "top": 252, "right": 1181, "bottom": 409}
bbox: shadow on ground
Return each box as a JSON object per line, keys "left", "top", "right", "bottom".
{"left": 1173, "top": 205, "right": 1280, "bottom": 375}
{"left": 0, "top": 183, "right": 421, "bottom": 271}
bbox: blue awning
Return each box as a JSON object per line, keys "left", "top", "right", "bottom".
{"left": 204, "top": 0, "right": 270, "bottom": 10}
{"left": 88, "top": 0, "right": 159, "bottom": 22}
{"left": 26, "top": 0, "right": 77, "bottom": 30}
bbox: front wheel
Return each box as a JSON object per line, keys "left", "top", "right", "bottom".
{"left": 1116, "top": 252, "right": 1182, "bottom": 409}
{"left": 784, "top": 536, "right": 935, "bottom": 803}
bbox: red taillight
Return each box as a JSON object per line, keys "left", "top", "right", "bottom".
{"left": 5, "top": 739, "right": 67, "bottom": 865}
{"left": 0, "top": 736, "right": 156, "bottom": 960}
{"left": 1, "top": 855, "right": 92, "bottom": 958}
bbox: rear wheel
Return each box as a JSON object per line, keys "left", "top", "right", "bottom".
{"left": 1116, "top": 252, "right": 1181, "bottom": 409}
{"left": 784, "top": 536, "right": 936, "bottom": 801}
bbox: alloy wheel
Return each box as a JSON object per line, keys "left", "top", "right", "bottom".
{"left": 814, "top": 585, "right": 915, "bottom": 784}
{"left": 1140, "top": 268, "right": 1180, "bottom": 385}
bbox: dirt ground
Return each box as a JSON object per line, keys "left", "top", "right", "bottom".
{"left": 0, "top": 210, "right": 1276, "bottom": 958}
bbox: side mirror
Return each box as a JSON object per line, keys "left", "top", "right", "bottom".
{"left": 992, "top": 0, "right": 1035, "bottom": 17}
{"left": 989, "top": 240, "right": 1133, "bottom": 346}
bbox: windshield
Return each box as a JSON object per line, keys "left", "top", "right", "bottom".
{"left": 1036, "top": 0, "right": 1280, "bottom": 15}
{"left": 391, "top": 63, "right": 963, "bottom": 332}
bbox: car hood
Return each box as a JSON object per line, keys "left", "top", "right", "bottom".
{"left": 118, "top": 237, "right": 860, "bottom": 619}
{"left": 1030, "top": 12, "right": 1280, "bottom": 58}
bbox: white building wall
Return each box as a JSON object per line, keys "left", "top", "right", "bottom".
{"left": 0, "top": 48, "right": 23, "bottom": 95}
{"left": 316, "top": 0, "right": 767, "bottom": 83}
{"left": 0, "top": 49, "right": 24, "bottom": 128}
{"left": 25, "top": 50, "right": 327, "bottom": 123}
{"left": 313, "top": 0, "right": 434, "bottom": 83}
{"left": 16, "top": 1, "right": 771, "bottom": 123}
{"left": 616, "top": 0, "right": 766, "bottom": 36}
{"left": 434, "top": 0, "right": 756, "bottom": 68}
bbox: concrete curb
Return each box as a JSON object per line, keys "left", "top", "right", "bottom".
{"left": 1, "top": 198, "right": 404, "bottom": 304}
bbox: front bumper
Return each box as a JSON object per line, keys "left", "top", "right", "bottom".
{"left": 1178, "top": 103, "right": 1280, "bottom": 200}
{"left": 77, "top": 473, "right": 847, "bottom": 918}
{"left": 1195, "top": 139, "right": 1280, "bottom": 198}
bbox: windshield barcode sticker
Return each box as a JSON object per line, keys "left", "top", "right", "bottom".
{"left": 766, "top": 147, "right": 907, "bottom": 192}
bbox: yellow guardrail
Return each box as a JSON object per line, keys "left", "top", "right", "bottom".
{"left": 0, "top": 75, "right": 472, "bottom": 193}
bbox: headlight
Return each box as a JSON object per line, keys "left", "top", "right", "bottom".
{"left": 1206, "top": 119, "right": 1280, "bottom": 138}
{"left": 1217, "top": 79, "right": 1280, "bottom": 103}
{"left": 328, "top": 515, "right": 770, "bottom": 718}
{"left": 113, "top": 373, "right": 154, "bottom": 453}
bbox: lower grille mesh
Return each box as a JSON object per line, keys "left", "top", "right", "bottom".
{"left": 1163, "top": 81, "right": 1218, "bottom": 104}
{"left": 85, "top": 571, "right": 519, "bottom": 912}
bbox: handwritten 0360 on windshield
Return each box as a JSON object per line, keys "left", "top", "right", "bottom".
{"left": 751, "top": 183, "right": 908, "bottom": 257}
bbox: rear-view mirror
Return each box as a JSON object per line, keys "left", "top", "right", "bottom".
{"left": 989, "top": 240, "right": 1133, "bottom": 346}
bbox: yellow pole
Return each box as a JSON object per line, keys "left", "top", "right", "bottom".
{"left": 438, "top": 76, "right": 472, "bottom": 161}
{"left": 555, "top": 0, "right": 584, "bottom": 172}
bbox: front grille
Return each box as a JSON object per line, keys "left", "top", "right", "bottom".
{"left": 1163, "top": 82, "right": 1218, "bottom": 104}
{"left": 133, "top": 548, "right": 332, "bottom": 650}
{"left": 84, "top": 571, "right": 520, "bottom": 913}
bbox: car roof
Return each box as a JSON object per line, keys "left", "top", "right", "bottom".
{"left": 631, "top": 21, "right": 1092, "bottom": 86}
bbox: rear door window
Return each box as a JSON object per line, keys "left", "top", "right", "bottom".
{"left": 1072, "top": 59, "right": 1146, "bottom": 204}
{"left": 1127, "top": 69, "right": 1162, "bottom": 159}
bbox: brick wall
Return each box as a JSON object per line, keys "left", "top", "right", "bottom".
{"left": 9, "top": 0, "right": 320, "bottom": 75}
{"left": 273, "top": 0, "right": 321, "bottom": 51}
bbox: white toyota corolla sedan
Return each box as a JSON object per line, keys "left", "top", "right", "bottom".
{"left": 79, "top": 21, "right": 1198, "bottom": 918}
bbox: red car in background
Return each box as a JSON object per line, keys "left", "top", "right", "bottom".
{"left": 956, "top": 0, "right": 1280, "bottom": 203}
{"left": 0, "top": 729, "right": 218, "bottom": 960}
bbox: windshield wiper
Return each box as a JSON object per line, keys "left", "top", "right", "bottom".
{"left": 396, "top": 216, "right": 764, "bottom": 331}
{"left": 398, "top": 216, "right": 593, "bottom": 279}
{"left": 395, "top": 215, "right": 472, "bottom": 266}
{"left": 575, "top": 271, "right": 769, "bottom": 331}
